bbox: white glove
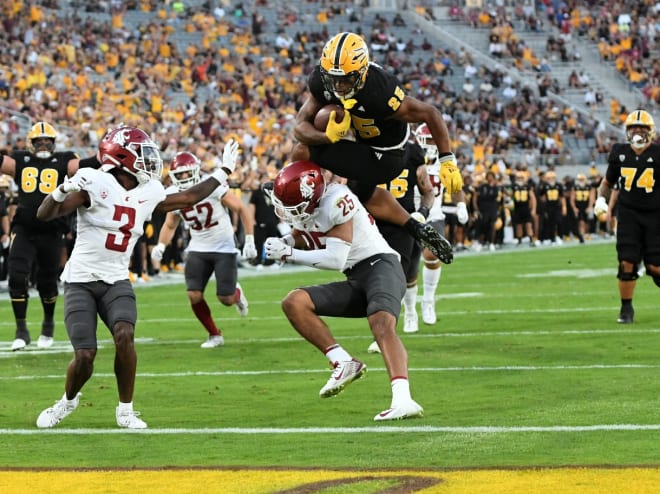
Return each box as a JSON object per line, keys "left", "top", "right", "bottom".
{"left": 222, "top": 138, "right": 239, "bottom": 173}
{"left": 593, "top": 196, "right": 608, "bottom": 218}
{"left": 151, "top": 242, "right": 166, "bottom": 261}
{"left": 457, "top": 202, "right": 469, "bottom": 224}
{"left": 62, "top": 175, "right": 89, "bottom": 193}
{"left": 242, "top": 234, "right": 258, "bottom": 260}
{"left": 264, "top": 237, "right": 292, "bottom": 261}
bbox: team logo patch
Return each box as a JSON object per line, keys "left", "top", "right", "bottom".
{"left": 619, "top": 154, "right": 625, "bottom": 162}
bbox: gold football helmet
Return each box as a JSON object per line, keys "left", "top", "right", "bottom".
{"left": 624, "top": 110, "right": 655, "bottom": 150}
{"left": 320, "top": 32, "right": 369, "bottom": 99}
{"left": 27, "top": 121, "right": 57, "bottom": 159}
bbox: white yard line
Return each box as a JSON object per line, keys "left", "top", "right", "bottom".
{"left": 2, "top": 424, "right": 660, "bottom": 435}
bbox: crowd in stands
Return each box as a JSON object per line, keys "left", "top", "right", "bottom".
{"left": 0, "top": 0, "right": 644, "bottom": 283}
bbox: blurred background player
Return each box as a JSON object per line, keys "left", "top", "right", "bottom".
{"left": 509, "top": 169, "right": 539, "bottom": 246}
{"left": 0, "top": 121, "right": 101, "bottom": 350}
{"left": 264, "top": 160, "right": 423, "bottom": 421}
{"left": 415, "top": 124, "right": 469, "bottom": 325}
{"left": 594, "top": 110, "right": 660, "bottom": 324}
{"left": 151, "top": 151, "right": 257, "bottom": 348}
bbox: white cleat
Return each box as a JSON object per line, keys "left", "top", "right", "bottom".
{"left": 421, "top": 301, "right": 436, "bottom": 325}
{"left": 235, "top": 282, "right": 249, "bottom": 317}
{"left": 367, "top": 340, "right": 381, "bottom": 354}
{"left": 37, "top": 335, "right": 54, "bottom": 349}
{"left": 374, "top": 399, "right": 424, "bottom": 421}
{"left": 200, "top": 335, "right": 224, "bottom": 348}
{"left": 319, "top": 358, "right": 366, "bottom": 398}
{"left": 11, "top": 338, "right": 29, "bottom": 351}
{"left": 403, "top": 312, "right": 419, "bottom": 333}
{"left": 116, "top": 408, "right": 148, "bottom": 429}
{"left": 36, "top": 392, "right": 81, "bottom": 428}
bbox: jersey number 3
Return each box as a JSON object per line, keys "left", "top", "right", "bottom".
{"left": 106, "top": 205, "right": 136, "bottom": 252}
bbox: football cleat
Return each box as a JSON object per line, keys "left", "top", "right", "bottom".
{"left": 617, "top": 306, "right": 634, "bottom": 324}
{"left": 319, "top": 358, "right": 366, "bottom": 398}
{"left": 116, "top": 408, "right": 148, "bottom": 429}
{"left": 235, "top": 283, "right": 248, "bottom": 317}
{"left": 36, "top": 392, "right": 81, "bottom": 428}
{"left": 403, "top": 312, "right": 419, "bottom": 333}
{"left": 421, "top": 301, "right": 436, "bottom": 325}
{"left": 37, "top": 335, "right": 54, "bottom": 349}
{"left": 201, "top": 335, "right": 224, "bottom": 348}
{"left": 374, "top": 399, "right": 424, "bottom": 421}
{"left": 11, "top": 329, "right": 31, "bottom": 351}
{"left": 410, "top": 221, "right": 453, "bottom": 264}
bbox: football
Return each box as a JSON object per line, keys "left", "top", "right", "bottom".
{"left": 313, "top": 104, "right": 345, "bottom": 131}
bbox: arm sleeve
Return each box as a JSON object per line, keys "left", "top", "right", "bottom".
{"left": 78, "top": 155, "right": 102, "bottom": 169}
{"left": 289, "top": 236, "right": 351, "bottom": 271}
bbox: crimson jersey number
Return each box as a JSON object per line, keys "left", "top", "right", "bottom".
{"left": 180, "top": 202, "right": 219, "bottom": 230}
{"left": 297, "top": 194, "right": 357, "bottom": 249}
{"left": 105, "top": 205, "right": 136, "bottom": 252}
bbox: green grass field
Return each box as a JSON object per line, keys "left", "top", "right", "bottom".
{"left": 2, "top": 240, "right": 660, "bottom": 472}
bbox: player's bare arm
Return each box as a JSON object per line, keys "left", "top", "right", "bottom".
{"left": 222, "top": 191, "right": 255, "bottom": 236}
{"left": 156, "top": 176, "right": 225, "bottom": 214}
{"left": 293, "top": 94, "right": 332, "bottom": 145}
{"left": 0, "top": 153, "right": 16, "bottom": 177}
{"left": 416, "top": 165, "right": 435, "bottom": 212}
{"left": 393, "top": 97, "right": 451, "bottom": 154}
{"left": 37, "top": 190, "right": 89, "bottom": 221}
{"left": 157, "top": 211, "right": 181, "bottom": 247}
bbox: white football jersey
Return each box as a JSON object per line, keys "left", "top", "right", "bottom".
{"left": 166, "top": 181, "right": 235, "bottom": 253}
{"left": 292, "top": 183, "right": 398, "bottom": 271}
{"left": 61, "top": 168, "right": 167, "bottom": 283}
{"left": 425, "top": 161, "right": 446, "bottom": 221}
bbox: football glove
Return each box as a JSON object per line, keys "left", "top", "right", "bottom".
{"left": 593, "top": 196, "right": 608, "bottom": 218}
{"left": 264, "top": 237, "right": 292, "bottom": 261}
{"left": 222, "top": 138, "right": 239, "bottom": 173}
{"left": 242, "top": 234, "right": 258, "bottom": 260}
{"left": 325, "top": 110, "right": 351, "bottom": 143}
{"left": 62, "top": 174, "right": 89, "bottom": 193}
{"left": 438, "top": 153, "right": 463, "bottom": 194}
{"left": 151, "top": 242, "right": 166, "bottom": 262}
{"left": 457, "top": 202, "right": 469, "bottom": 224}
{"left": 410, "top": 211, "right": 426, "bottom": 224}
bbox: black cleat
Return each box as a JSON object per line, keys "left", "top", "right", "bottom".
{"left": 411, "top": 221, "right": 453, "bottom": 264}
{"left": 617, "top": 306, "right": 634, "bottom": 324}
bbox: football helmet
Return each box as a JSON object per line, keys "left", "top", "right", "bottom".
{"left": 320, "top": 32, "right": 369, "bottom": 99}
{"left": 576, "top": 173, "right": 587, "bottom": 186}
{"left": 28, "top": 121, "right": 57, "bottom": 159}
{"left": 99, "top": 126, "right": 163, "bottom": 184}
{"left": 624, "top": 110, "right": 655, "bottom": 150}
{"left": 169, "top": 151, "right": 201, "bottom": 190}
{"left": 545, "top": 170, "right": 557, "bottom": 185}
{"left": 271, "top": 160, "right": 326, "bottom": 224}
{"left": 414, "top": 123, "right": 438, "bottom": 162}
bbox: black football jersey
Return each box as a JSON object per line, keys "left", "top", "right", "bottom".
{"left": 511, "top": 183, "right": 534, "bottom": 210}
{"left": 11, "top": 150, "right": 77, "bottom": 232}
{"left": 308, "top": 63, "right": 409, "bottom": 150}
{"left": 538, "top": 182, "right": 564, "bottom": 206}
{"left": 376, "top": 142, "right": 424, "bottom": 214}
{"left": 605, "top": 142, "right": 660, "bottom": 210}
{"left": 573, "top": 183, "right": 591, "bottom": 209}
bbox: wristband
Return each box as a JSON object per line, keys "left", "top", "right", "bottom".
{"left": 51, "top": 186, "right": 68, "bottom": 202}
{"left": 417, "top": 206, "right": 430, "bottom": 220}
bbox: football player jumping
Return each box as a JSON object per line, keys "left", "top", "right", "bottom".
{"left": 290, "top": 32, "right": 461, "bottom": 266}
{"left": 594, "top": 110, "right": 660, "bottom": 323}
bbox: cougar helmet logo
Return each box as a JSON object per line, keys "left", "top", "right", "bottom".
{"left": 320, "top": 32, "right": 369, "bottom": 99}
{"left": 271, "top": 161, "right": 326, "bottom": 224}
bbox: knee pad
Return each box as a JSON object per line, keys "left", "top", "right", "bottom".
{"left": 8, "top": 272, "right": 29, "bottom": 299}
{"left": 617, "top": 264, "right": 639, "bottom": 282}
